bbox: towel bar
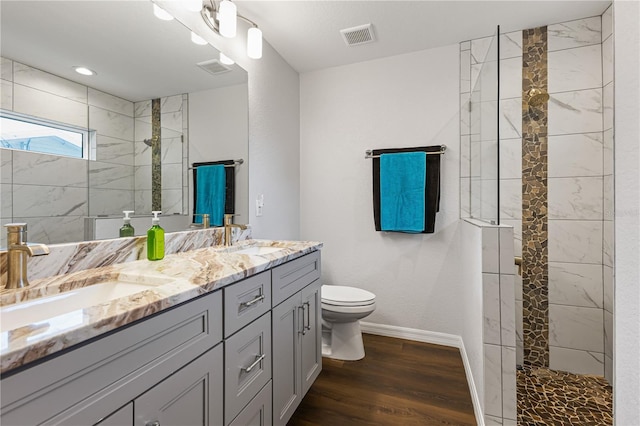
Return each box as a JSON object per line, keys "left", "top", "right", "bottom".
{"left": 189, "top": 159, "right": 244, "bottom": 170}
{"left": 364, "top": 145, "right": 446, "bottom": 159}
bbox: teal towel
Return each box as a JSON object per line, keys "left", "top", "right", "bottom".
{"left": 195, "top": 165, "right": 226, "bottom": 226}
{"left": 380, "top": 152, "right": 426, "bottom": 233}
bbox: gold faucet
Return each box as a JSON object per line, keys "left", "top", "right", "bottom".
{"left": 4, "top": 223, "right": 50, "bottom": 289}
{"left": 224, "top": 214, "right": 247, "bottom": 246}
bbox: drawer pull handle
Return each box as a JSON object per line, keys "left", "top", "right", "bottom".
{"left": 241, "top": 294, "right": 265, "bottom": 308}
{"left": 242, "top": 353, "right": 266, "bottom": 373}
{"left": 145, "top": 421, "right": 160, "bottom": 426}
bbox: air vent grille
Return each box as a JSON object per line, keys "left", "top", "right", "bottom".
{"left": 340, "top": 23, "right": 376, "bottom": 46}
{"left": 197, "top": 59, "right": 231, "bottom": 76}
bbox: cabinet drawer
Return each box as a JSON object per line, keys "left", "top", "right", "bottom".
{"left": 224, "top": 271, "right": 272, "bottom": 337}
{"left": 225, "top": 312, "right": 272, "bottom": 425}
{"left": 228, "top": 381, "right": 272, "bottom": 426}
{"left": 272, "top": 251, "right": 321, "bottom": 307}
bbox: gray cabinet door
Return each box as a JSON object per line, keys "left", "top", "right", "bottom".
{"left": 95, "top": 403, "right": 133, "bottom": 426}
{"left": 300, "top": 280, "right": 322, "bottom": 396}
{"left": 228, "top": 381, "right": 272, "bottom": 426}
{"left": 134, "top": 344, "right": 223, "bottom": 426}
{"left": 271, "top": 293, "right": 302, "bottom": 426}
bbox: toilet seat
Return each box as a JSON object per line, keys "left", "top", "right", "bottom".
{"left": 321, "top": 285, "right": 375, "bottom": 307}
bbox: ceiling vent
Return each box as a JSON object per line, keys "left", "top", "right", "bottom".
{"left": 196, "top": 59, "right": 231, "bottom": 76}
{"left": 340, "top": 23, "right": 376, "bottom": 47}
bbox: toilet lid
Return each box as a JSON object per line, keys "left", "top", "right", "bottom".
{"left": 321, "top": 285, "right": 376, "bottom": 306}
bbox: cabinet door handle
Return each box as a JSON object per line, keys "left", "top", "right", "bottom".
{"left": 304, "top": 301, "right": 311, "bottom": 332}
{"left": 299, "top": 304, "right": 307, "bottom": 335}
{"left": 145, "top": 421, "right": 160, "bottom": 426}
{"left": 241, "top": 293, "right": 265, "bottom": 308}
{"left": 242, "top": 353, "right": 266, "bottom": 373}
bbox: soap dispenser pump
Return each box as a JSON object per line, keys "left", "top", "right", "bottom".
{"left": 119, "top": 211, "right": 135, "bottom": 237}
{"left": 147, "top": 211, "right": 164, "bottom": 261}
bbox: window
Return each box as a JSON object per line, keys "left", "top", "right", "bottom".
{"left": 0, "top": 111, "right": 95, "bottom": 159}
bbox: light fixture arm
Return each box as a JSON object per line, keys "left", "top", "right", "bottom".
{"left": 201, "top": 0, "right": 259, "bottom": 36}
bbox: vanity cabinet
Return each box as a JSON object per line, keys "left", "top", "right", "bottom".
{"left": 272, "top": 252, "right": 322, "bottom": 426}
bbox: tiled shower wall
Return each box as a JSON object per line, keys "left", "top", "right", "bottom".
{"left": 461, "top": 8, "right": 613, "bottom": 381}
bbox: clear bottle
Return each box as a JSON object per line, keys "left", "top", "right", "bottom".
{"left": 119, "top": 211, "right": 135, "bottom": 237}
{"left": 147, "top": 211, "right": 165, "bottom": 261}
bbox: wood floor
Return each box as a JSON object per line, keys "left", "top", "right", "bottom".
{"left": 288, "top": 333, "right": 477, "bottom": 426}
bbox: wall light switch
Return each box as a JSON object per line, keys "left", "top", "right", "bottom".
{"left": 256, "top": 195, "right": 264, "bottom": 217}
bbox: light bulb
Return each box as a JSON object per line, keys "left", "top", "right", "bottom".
{"left": 247, "top": 27, "right": 262, "bottom": 59}
{"left": 191, "top": 32, "right": 208, "bottom": 45}
{"left": 153, "top": 4, "right": 174, "bottom": 21}
{"left": 218, "top": 0, "right": 237, "bottom": 38}
{"left": 74, "top": 66, "right": 96, "bottom": 76}
{"left": 183, "top": 0, "right": 202, "bottom": 12}
{"left": 220, "top": 52, "right": 235, "bottom": 65}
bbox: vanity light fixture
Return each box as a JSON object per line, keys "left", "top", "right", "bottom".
{"left": 191, "top": 31, "right": 208, "bottom": 45}
{"left": 199, "top": 0, "right": 263, "bottom": 60}
{"left": 74, "top": 66, "right": 96, "bottom": 76}
{"left": 153, "top": 4, "right": 174, "bottom": 21}
{"left": 183, "top": 0, "right": 203, "bottom": 13}
{"left": 219, "top": 52, "right": 235, "bottom": 65}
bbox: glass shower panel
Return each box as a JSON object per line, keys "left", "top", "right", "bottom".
{"left": 469, "top": 28, "right": 500, "bottom": 224}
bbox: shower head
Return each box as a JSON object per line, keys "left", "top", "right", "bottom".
{"left": 143, "top": 138, "right": 153, "bottom": 147}
{"left": 527, "top": 88, "right": 549, "bottom": 107}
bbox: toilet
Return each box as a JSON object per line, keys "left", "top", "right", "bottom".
{"left": 321, "top": 285, "right": 376, "bottom": 361}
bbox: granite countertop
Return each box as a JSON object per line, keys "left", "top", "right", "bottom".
{"left": 0, "top": 239, "right": 322, "bottom": 374}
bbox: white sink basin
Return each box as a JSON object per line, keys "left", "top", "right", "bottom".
{"left": 1, "top": 274, "right": 174, "bottom": 331}
{"left": 232, "top": 246, "right": 284, "bottom": 255}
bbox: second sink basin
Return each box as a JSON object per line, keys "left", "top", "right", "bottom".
{"left": 1, "top": 274, "right": 174, "bottom": 331}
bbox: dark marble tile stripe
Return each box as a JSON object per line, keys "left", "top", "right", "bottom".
{"left": 151, "top": 98, "right": 162, "bottom": 211}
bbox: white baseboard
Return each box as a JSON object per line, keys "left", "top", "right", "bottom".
{"left": 360, "top": 322, "right": 484, "bottom": 426}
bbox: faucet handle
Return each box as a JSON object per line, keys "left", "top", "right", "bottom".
{"left": 5, "top": 223, "right": 28, "bottom": 245}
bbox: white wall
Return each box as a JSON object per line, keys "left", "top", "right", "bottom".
{"left": 613, "top": 0, "right": 640, "bottom": 422}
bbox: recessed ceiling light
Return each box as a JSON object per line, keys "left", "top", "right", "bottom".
{"left": 153, "top": 4, "right": 174, "bottom": 21}
{"left": 74, "top": 66, "right": 96, "bottom": 76}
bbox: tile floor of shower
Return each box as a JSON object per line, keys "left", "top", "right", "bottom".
{"left": 517, "top": 365, "right": 613, "bottom": 425}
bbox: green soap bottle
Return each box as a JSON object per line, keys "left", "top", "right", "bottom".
{"left": 119, "top": 211, "right": 135, "bottom": 237}
{"left": 147, "top": 211, "right": 165, "bottom": 261}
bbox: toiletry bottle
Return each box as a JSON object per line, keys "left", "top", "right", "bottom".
{"left": 119, "top": 211, "right": 135, "bottom": 237}
{"left": 147, "top": 211, "right": 165, "bottom": 261}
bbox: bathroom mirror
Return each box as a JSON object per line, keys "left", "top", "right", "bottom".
{"left": 0, "top": 0, "right": 249, "bottom": 245}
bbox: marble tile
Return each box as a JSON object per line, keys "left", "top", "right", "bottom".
{"left": 548, "top": 220, "right": 603, "bottom": 264}
{"left": 460, "top": 93, "right": 471, "bottom": 136}
{"left": 500, "top": 274, "right": 516, "bottom": 346}
{"left": 161, "top": 163, "right": 183, "bottom": 190}
{"left": 89, "top": 188, "right": 135, "bottom": 216}
{"left": 162, "top": 136, "right": 183, "bottom": 164}
{"left": 548, "top": 17, "right": 602, "bottom": 52}
{"left": 13, "top": 62, "right": 86, "bottom": 103}
{"left": 499, "top": 227, "right": 515, "bottom": 274}
{"left": 13, "top": 85, "right": 88, "bottom": 128}
{"left": 499, "top": 98, "right": 522, "bottom": 140}
{"left": 0, "top": 149, "right": 12, "bottom": 184}
{"left": 480, "top": 100, "right": 498, "bottom": 142}
{"left": 548, "top": 44, "right": 602, "bottom": 93}
{"left": 162, "top": 189, "right": 184, "bottom": 215}
{"left": 602, "top": 5, "right": 613, "bottom": 41}
{"left": 604, "top": 175, "right": 614, "bottom": 220}
{"left": 470, "top": 63, "right": 482, "bottom": 95}
{"left": 603, "top": 82, "right": 613, "bottom": 131}
{"left": 499, "top": 179, "right": 521, "bottom": 221}
{"left": 480, "top": 140, "right": 498, "bottom": 179}
{"left": 470, "top": 178, "right": 481, "bottom": 219}
{"left": 161, "top": 94, "right": 184, "bottom": 113}
{"left": 502, "top": 346, "right": 517, "bottom": 420}
{"left": 161, "top": 110, "right": 183, "bottom": 133}
{"left": 460, "top": 50, "right": 471, "bottom": 94}
{"left": 549, "top": 346, "right": 604, "bottom": 376}
{"left": 603, "top": 220, "right": 614, "bottom": 267}
{"left": 480, "top": 179, "right": 499, "bottom": 224}
{"left": 134, "top": 140, "right": 152, "bottom": 167}
{"left": 503, "top": 418, "right": 516, "bottom": 426}
{"left": 549, "top": 304, "right": 604, "bottom": 352}
{"left": 469, "top": 136, "right": 481, "bottom": 178}
{"left": 499, "top": 219, "right": 521, "bottom": 258}
{"left": 89, "top": 106, "right": 134, "bottom": 141}
{"left": 500, "top": 57, "right": 522, "bottom": 100}
{"left": 134, "top": 165, "right": 152, "bottom": 191}
{"left": 0, "top": 57, "right": 13, "bottom": 81}
{"left": 1, "top": 184, "right": 12, "bottom": 218}
{"left": 548, "top": 133, "right": 603, "bottom": 178}
{"left": 484, "top": 343, "right": 503, "bottom": 418}
{"left": 134, "top": 100, "right": 152, "bottom": 118}
{"left": 549, "top": 262, "right": 603, "bottom": 308}
{"left": 548, "top": 177, "right": 603, "bottom": 220}
{"left": 500, "top": 31, "right": 523, "bottom": 60}
{"left": 1, "top": 78, "right": 12, "bottom": 110}
{"left": 96, "top": 135, "right": 134, "bottom": 166}
{"left": 485, "top": 414, "right": 503, "bottom": 425}
{"left": 605, "top": 355, "right": 612, "bottom": 385}
{"left": 471, "top": 36, "right": 494, "bottom": 64}
{"left": 88, "top": 88, "right": 134, "bottom": 116}
{"left": 89, "top": 162, "right": 134, "bottom": 190}
{"left": 548, "top": 89, "right": 603, "bottom": 136}
{"left": 460, "top": 135, "right": 471, "bottom": 178}
{"left": 11, "top": 215, "right": 85, "bottom": 245}
{"left": 460, "top": 177, "right": 471, "bottom": 218}
{"left": 603, "top": 265, "right": 613, "bottom": 313}
{"left": 604, "top": 310, "right": 613, "bottom": 358}
{"left": 483, "top": 273, "right": 501, "bottom": 345}
{"left": 602, "top": 36, "right": 613, "bottom": 86}
{"left": 460, "top": 41, "right": 471, "bottom": 51}
{"left": 135, "top": 189, "right": 152, "bottom": 214}
{"left": 499, "top": 138, "right": 521, "bottom": 180}
{"left": 12, "top": 185, "right": 88, "bottom": 218}
{"left": 12, "top": 151, "right": 88, "bottom": 187}
{"left": 482, "top": 227, "right": 500, "bottom": 273}
{"left": 0, "top": 219, "right": 10, "bottom": 247}
{"left": 603, "top": 129, "right": 613, "bottom": 176}
{"left": 516, "top": 300, "right": 524, "bottom": 362}
{"left": 514, "top": 271, "right": 523, "bottom": 302}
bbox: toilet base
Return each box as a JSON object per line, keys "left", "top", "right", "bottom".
{"left": 321, "top": 320, "right": 365, "bottom": 361}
